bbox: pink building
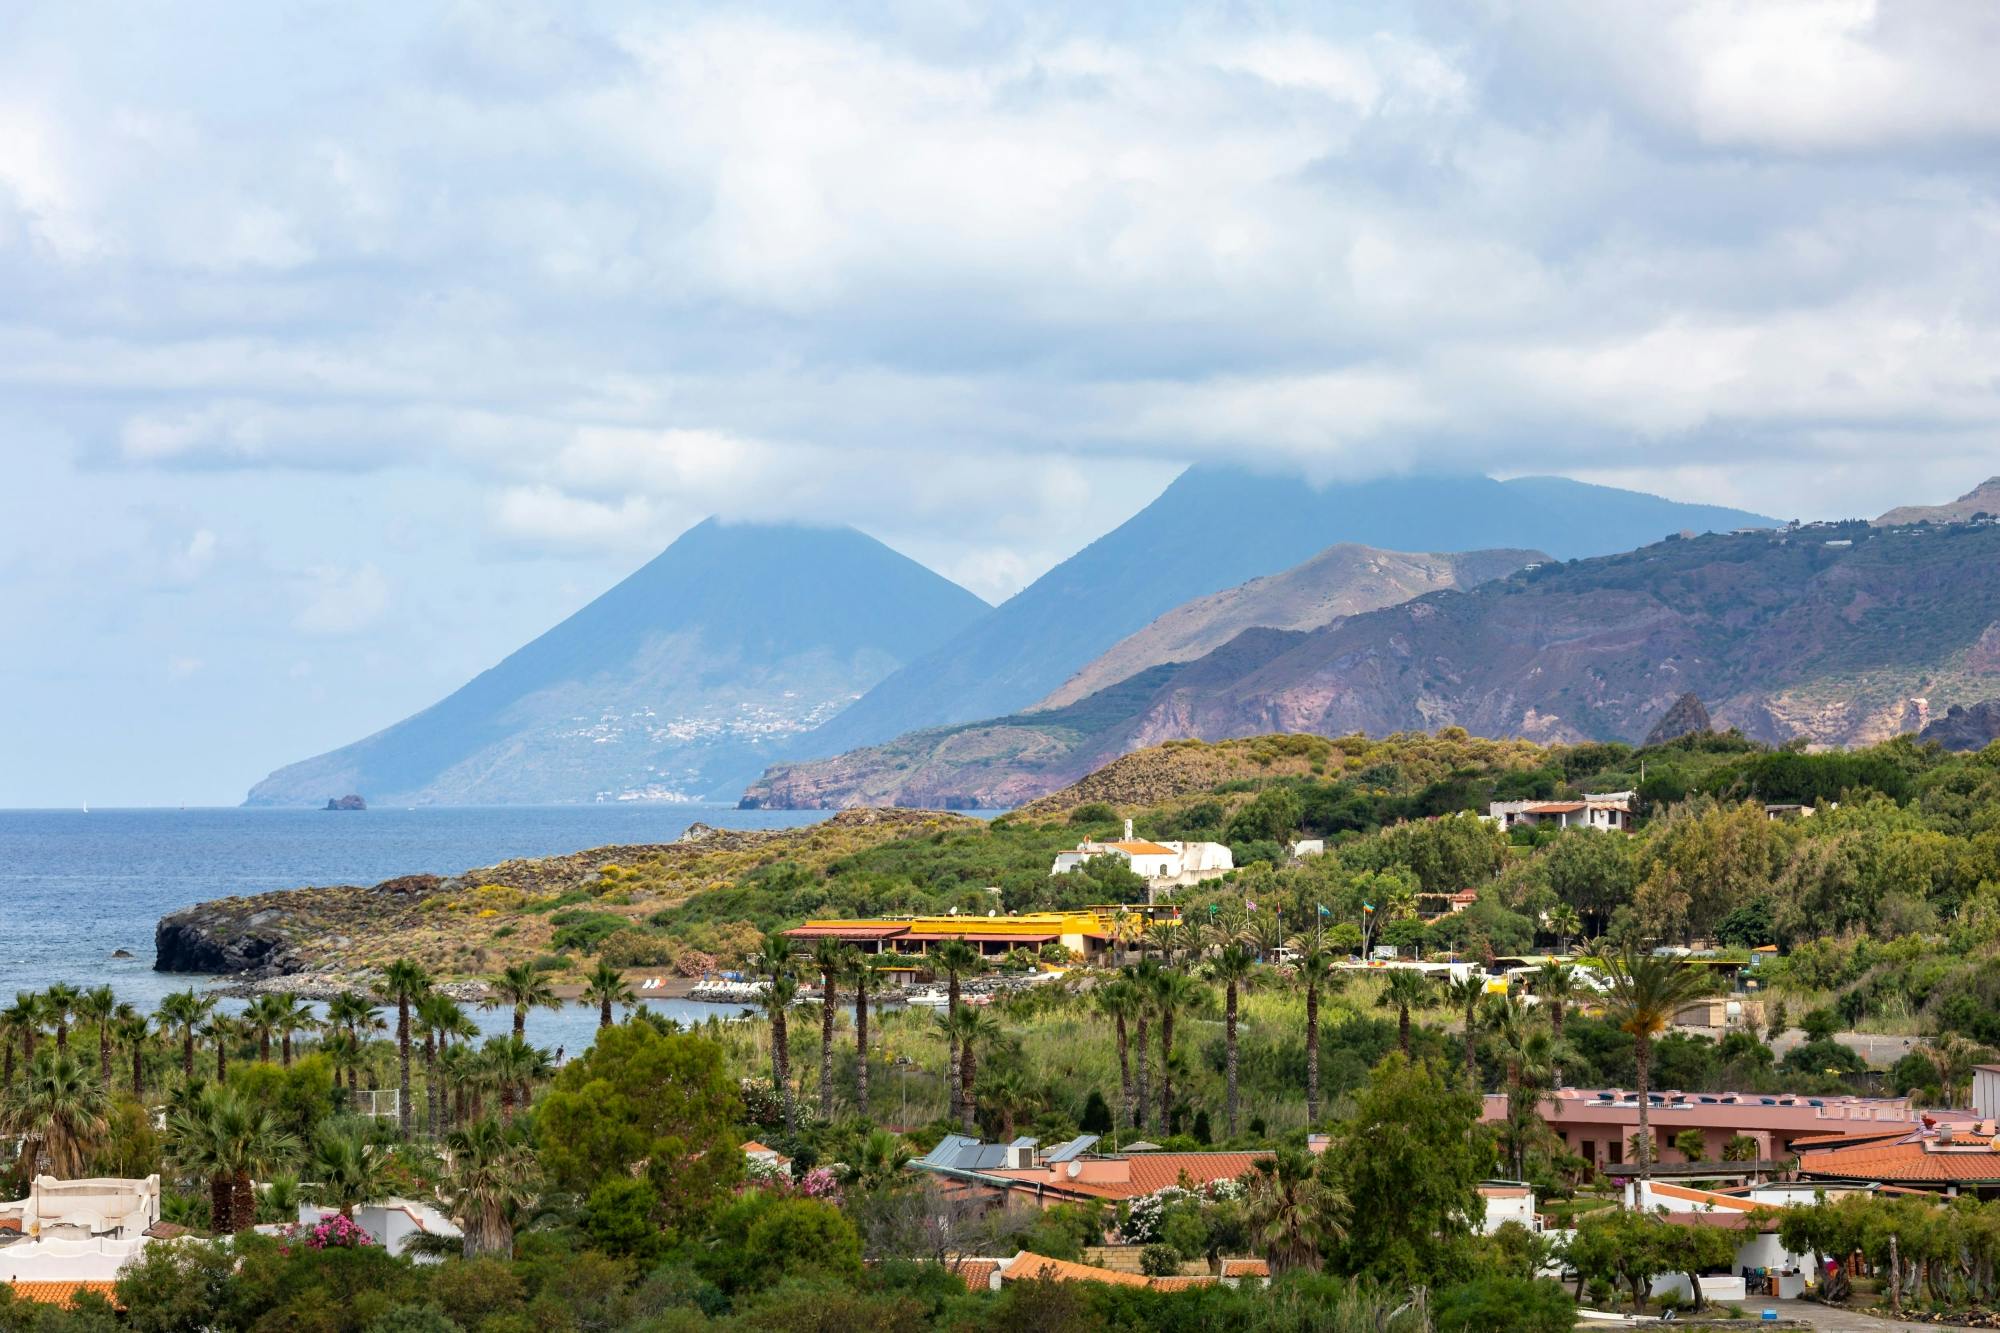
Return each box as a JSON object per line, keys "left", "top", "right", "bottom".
{"left": 1483, "top": 1088, "right": 1927, "bottom": 1170}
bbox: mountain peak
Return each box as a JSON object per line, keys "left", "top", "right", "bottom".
{"left": 1875, "top": 477, "right": 2000, "bottom": 527}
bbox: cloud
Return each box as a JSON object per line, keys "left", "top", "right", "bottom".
{"left": 3, "top": 0, "right": 1999, "bottom": 594}
{"left": 293, "top": 564, "right": 391, "bottom": 636}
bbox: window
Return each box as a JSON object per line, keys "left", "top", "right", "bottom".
{"left": 1609, "top": 1138, "right": 1622, "bottom": 1164}
{"left": 1581, "top": 1139, "right": 1596, "bottom": 1163}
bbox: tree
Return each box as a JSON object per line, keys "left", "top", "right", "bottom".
{"left": 271, "top": 995, "right": 312, "bottom": 1069}
{"left": 1246, "top": 1145, "right": 1348, "bottom": 1274}
{"left": 847, "top": 950, "right": 886, "bottom": 1121}
{"left": 808, "top": 938, "right": 848, "bottom": 1120}
{"left": 583, "top": 961, "right": 635, "bottom": 1032}
{"left": 945, "top": 1007, "right": 998, "bottom": 1135}
{"left": 42, "top": 983, "right": 79, "bottom": 1053}
{"left": 1328, "top": 1053, "right": 1487, "bottom": 1285}
{"left": 325, "top": 991, "right": 383, "bottom": 1094}
{"left": 1534, "top": 963, "right": 1583, "bottom": 1086}
{"left": 1126, "top": 961, "right": 1157, "bottom": 1132}
{"left": 1288, "top": 926, "right": 1343, "bottom": 1124}
{"left": 305, "top": 1124, "right": 389, "bottom": 1218}
{"left": 1673, "top": 1128, "right": 1707, "bottom": 1163}
{"left": 481, "top": 1035, "right": 550, "bottom": 1123}
{"left": 1378, "top": 969, "right": 1430, "bottom": 1058}
{"left": 1148, "top": 967, "right": 1204, "bottom": 1132}
{"left": 76, "top": 985, "right": 117, "bottom": 1085}
{"left": 4, "top": 1047, "right": 109, "bottom": 1176}
{"left": 376, "top": 958, "right": 431, "bottom": 1140}
{"left": 930, "top": 940, "right": 984, "bottom": 1121}
{"left": 1599, "top": 947, "right": 1714, "bottom": 1181}
{"left": 1440, "top": 973, "right": 1487, "bottom": 1092}
{"left": 1203, "top": 944, "right": 1259, "bottom": 1137}
{"left": 243, "top": 994, "right": 282, "bottom": 1066}
{"left": 485, "top": 963, "right": 558, "bottom": 1041}
{"left": 113, "top": 1009, "right": 151, "bottom": 1099}
{"left": 201, "top": 1012, "right": 236, "bottom": 1083}
{"left": 446, "top": 1117, "right": 540, "bottom": 1259}
{"left": 155, "top": 988, "right": 214, "bottom": 1084}
{"left": 417, "top": 991, "right": 468, "bottom": 1137}
{"left": 1546, "top": 904, "right": 1582, "bottom": 955}
{"left": 165, "top": 1086, "right": 299, "bottom": 1234}
{"left": 534, "top": 1021, "right": 743, "bottom": 1244}
{"left": 1094, "top": 978, "right": 1142, "bottom": 1130}
{"left": 1, "top": 993, "right": 40, "bottom": 1087}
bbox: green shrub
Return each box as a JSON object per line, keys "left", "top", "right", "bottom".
{"left": 1434, "top": 1276, "right": 1575, "bottom": 1333}
{"left": 1139, "top": 1244, "right": 1182, "bottom": 1277}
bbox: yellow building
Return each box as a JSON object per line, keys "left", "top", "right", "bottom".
{"left": 786, "top": 910, "right": 1129, "bottom": 961}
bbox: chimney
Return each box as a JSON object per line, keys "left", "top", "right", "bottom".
{"left": 1124, "top": 818, "right": 1134, "bottom": 841}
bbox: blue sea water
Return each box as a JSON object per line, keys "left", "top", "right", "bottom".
{"left": 0, "top": 804, "right": 830, "bottom": 1049}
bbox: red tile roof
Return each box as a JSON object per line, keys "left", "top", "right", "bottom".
{"left": 952, "top": 1259, "right": 1002, "bottom": 1291}
{"left": 999, "top": 1252, "right": 1216, "bottom": 1290}
{"left": 5, "top": 1281, "right": 121, "bottom": 1309}
{"left": 1222, "top": 1258, "right": 1270, "bottom": 1278}
{"left": 784, "top": 924, "right": 909, "bottom": 940}
{"left": 994, "top": 1152, "right": 1267, "bottom": 1200}
{"left": 1799, "top": 1140, "right": 2000, "bottom": 1184}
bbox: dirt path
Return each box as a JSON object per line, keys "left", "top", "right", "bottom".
{"left": 1765, "top": 1297, "right": 1960, "bottom": 1330}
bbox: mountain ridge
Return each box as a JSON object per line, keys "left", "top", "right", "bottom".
{"left": 742, "top": 519, "right": 2000, "bottom": 809}
{"left": 787, "top": 466, "right": 1775, "bottom": 760}
{"left": 244, "top": 519, "right": 989, "bottom": 806}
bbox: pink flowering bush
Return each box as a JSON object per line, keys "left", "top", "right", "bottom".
{"left": 285, "top": 1213, "right": 376, "bottom": 1250}
{"left": 795, "top": 1167, "right": 841, "bottom": 1203}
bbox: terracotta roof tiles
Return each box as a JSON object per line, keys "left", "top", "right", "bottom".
{"left": 1799, "top": 1140, "right": 2000, "bottom": 1184}
{"left": 5, "top": 1281, "right": 121, "bottom": 1309}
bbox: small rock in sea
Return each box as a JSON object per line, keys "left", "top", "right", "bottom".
{"left": 110, "top": 948, "right": 134, "bottom": 959}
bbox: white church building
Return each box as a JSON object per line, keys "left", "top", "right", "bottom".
{"left": 1050, "top": 821, "right": 1234, "bottom": 899}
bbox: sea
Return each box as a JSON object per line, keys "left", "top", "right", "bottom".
{"left": 0, "top": 804, "right": 832, "bottom": 1051}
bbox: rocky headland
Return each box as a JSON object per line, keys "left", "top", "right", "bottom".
{"left": 152, "top": 808, "right": 973, "bottom": 987}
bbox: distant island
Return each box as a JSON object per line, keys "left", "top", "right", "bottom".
{"left": 323, "top": 794, "right": 367, "bottom": 811}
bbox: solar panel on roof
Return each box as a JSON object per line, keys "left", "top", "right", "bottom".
{"left": 1043, "top": 1135, "right": 1102, "bottom": 1164}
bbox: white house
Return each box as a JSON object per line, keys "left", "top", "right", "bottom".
{"left": 1487, "top": 792, "right": 1633, "bottom": 833}
{"left": 0, "top": 1176, "right": 160, "bottom": 1239}
{"left": 283, "top": 1199, "right": 461, "bottom": 1259}
{"left": 1477, "top": 1182, "right": 1537, "bottom": 1233}
{"left": 1050, "top": 821, "right": 1233, "bottom": 898}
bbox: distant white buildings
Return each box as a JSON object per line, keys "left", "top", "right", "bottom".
{"left": 1487, "top": 791, "right": 1634, "bottom": 833}
{"left": 1051, "top": 820, "right": 1234, "bottom": 899}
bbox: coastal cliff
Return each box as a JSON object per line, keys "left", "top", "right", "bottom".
{"left": 152, "top": 809, "right": 974, "bottom": 987}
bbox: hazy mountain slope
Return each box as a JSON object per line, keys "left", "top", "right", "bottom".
{"left": 790, "top": 466, "right": 1773, "bottom": 759}
{"left": 1876, "top": 476, "right": 2000, "bottom": 526}
{"left": 743, "top": 520, "right": 2000, "bottom": 809}
{"left": 245, "top": 520, "right": 989, "bottom": 806}
{"left": 1033, "top": 544, "right": 1542, "bottom": 710}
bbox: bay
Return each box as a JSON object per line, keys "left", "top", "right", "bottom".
{"left": 0, "top": 804, "right": 830, "bottom": 1050}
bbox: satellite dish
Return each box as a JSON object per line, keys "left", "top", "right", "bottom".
{"left": 1066, "top": 1160, "right": 1082, "bottom": 1179}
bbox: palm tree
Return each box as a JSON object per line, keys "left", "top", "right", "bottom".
{"left": 484, "top": 963, "right": 557, "bottom": 1041}
{"left": 950, "top": 1008, "right": 998, "bottom": 1136}
{"left": 929, "top": 940, "right": 984, "bottom": 1122}
{"left": 808, "top": 938, "right": 848, "bottom": 1120}
{"left": 269, "top": 996, "right": 311, "bottom": 1069}
{"left": 444, "top": 1117, "right": 539, "bottom": 1258}
{"left": 1, "top": 992, "right": 41, "bottom": 1087}
{"left": 1440, "top": 973, "right": 1488, "bottom": 1092}
{"left": 3, "top": 1048, "right": 109, "bottom": 1177}
{"left": 1534, "top": 963, "right": 1583, "bottom": 1086}
{"left": 1127, "top": 962, "right": 1157, "bottom": 1132}
{"left": 324, "top": 992, "right": 382, "bottom": 1093}
{"left": 1487, "top": 998, "right": 1558, "bottom": 1179}
{"left": 753, "top": 930, "right": 801, "bottom": 1129}
{"left": 200, "top": 1012, "right": 237, "bottom": 1083}
{"left": 112, "top": 1009, "right": 150, "bottom": 1099}
{"left": 1600, "top": 947, "right": 1714, "bottom": 1181}
{"left": 417, "top": 991, "right": 467, "bottom": 1137}
{"left": 436, "top": 1041, "right": 479, "bottom": 1130}
{"left": 1547, "top": 904, "right": 1582, "bottom": 955}
{"left": 1094, "top": 978, "right": 1142, "bottom": 1130}
{"left": 481, "top": 1035, "right": 551, "bottom": 1123}
{"left": 1288, "top": 927, "right": 1343, "bottom": 1124}
{"left": 155, "top": 989, "right": 213, "bottom": 1085}
{"left": 76, "top": 986, "right": 117, "bottom": 1085}
{"left": 165, "top": 1086, "right": 299, "bottom": 1234}
{"left": 582, "top": 961, "right": 634, "bottom": 1032}
{"left": 1148, "top": 967, "right": 1204, "bottom": 1131}
{"left": 846, "top": 951, "right": 886, "bottom": 1122}
{"left": 1378, "top": 969, "right": 1429, "bottom": 1058}
{"left": 1246, "top": 1146, "right": 1348, "bottom": 1275}
{"left": 321, "top": 1031, "right": 364, "bottom": 1104}
{"left": 242, "top": 996, "right": 281, "bottom": 1065}
{"left": 377, "top": 959, "right": 432, "bottom": 1140}
{"left": 42, "top": 984, "right": 80, "bottom": 1053}
{"left": 306, "top": 1124, "right": 389, "bottom": 1217}
{"left": 1203, "top": 944, "right": 1259, "bottom": 1138}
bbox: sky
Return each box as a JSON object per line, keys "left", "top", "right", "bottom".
{"left": 4, "top": 1, "right": 2000, "bottom": 807}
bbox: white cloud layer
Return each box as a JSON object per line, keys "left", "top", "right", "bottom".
{"left": 8, "top": 0, "right": 2000, "bottom": 803}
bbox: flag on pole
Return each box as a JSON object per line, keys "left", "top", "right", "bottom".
{"left": 1362, "top": 901, "right": 1376, "bottom": 914}
{"left": 1317, "top": 903, "right": 1330, "bottom": 917}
